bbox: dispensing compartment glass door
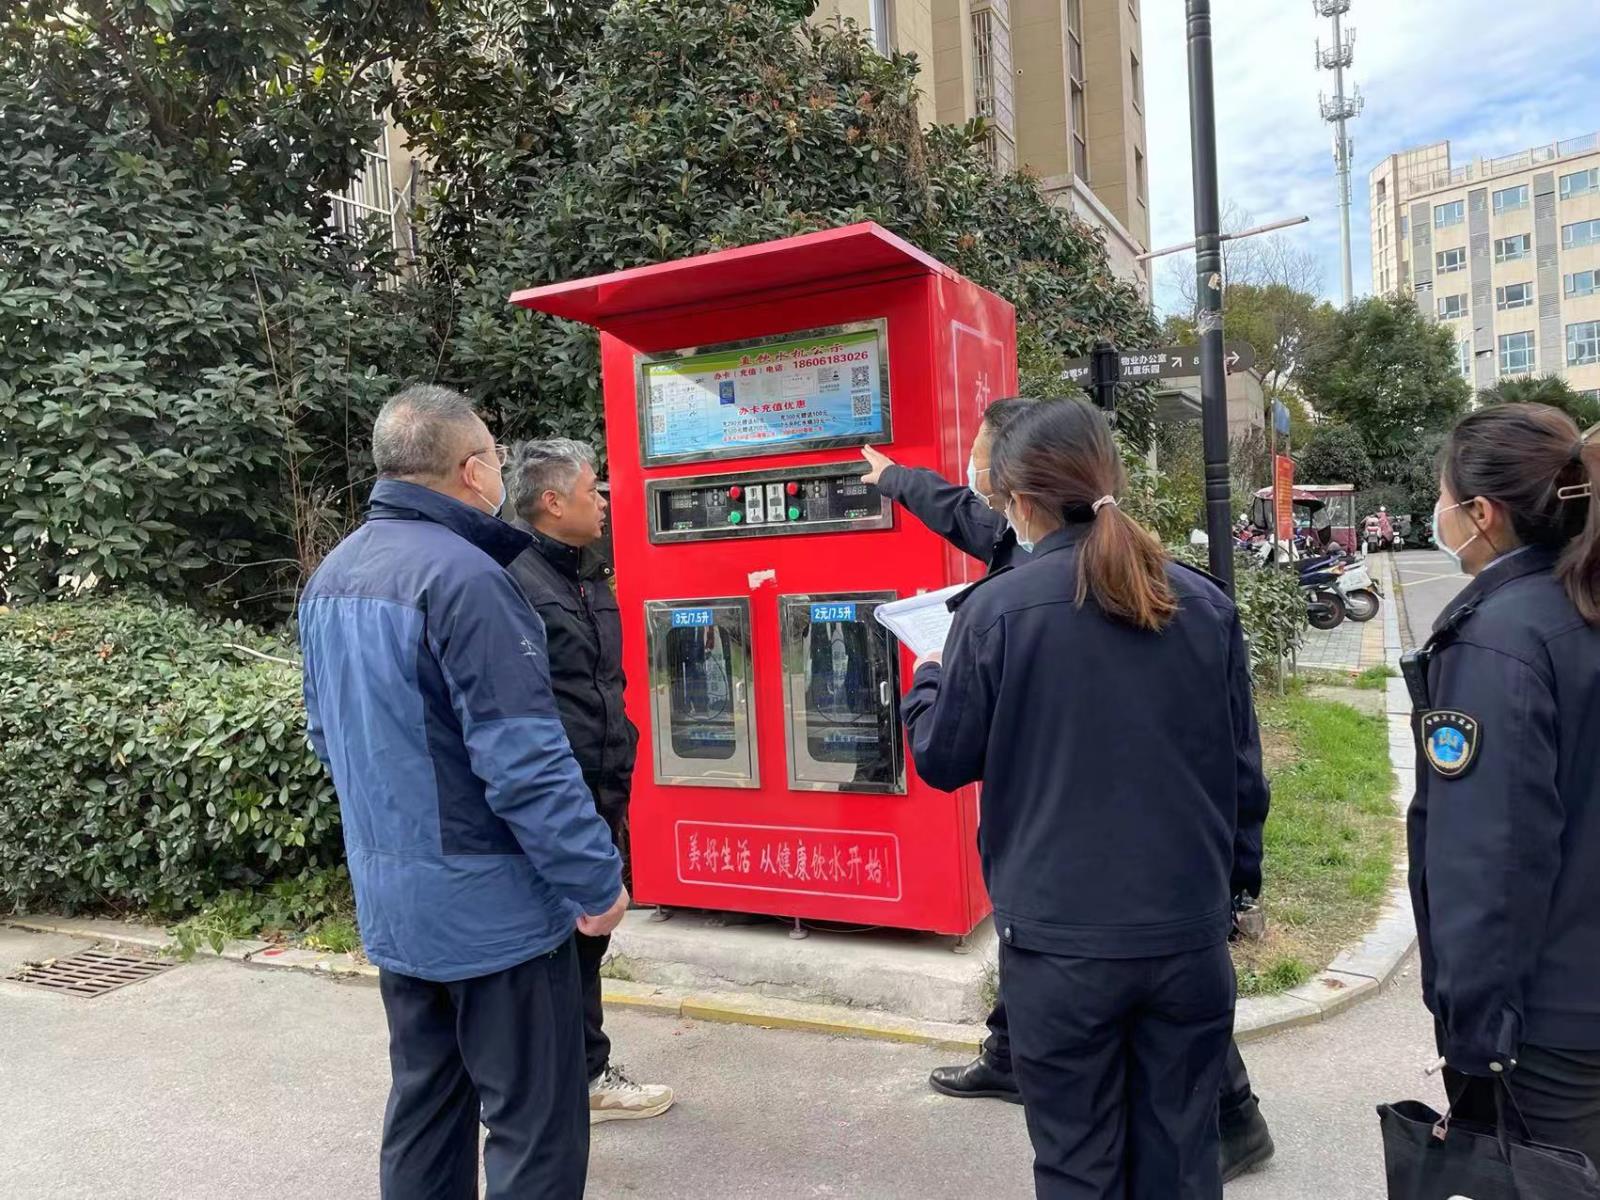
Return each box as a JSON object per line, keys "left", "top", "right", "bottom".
{"left": 779, "top": 592, "right": 905, "bottom": 794}
{"left": 645, "top": 598, "right": 758, "bottom": 788}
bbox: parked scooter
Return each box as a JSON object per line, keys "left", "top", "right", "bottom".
{"left": 1334, "top": 558, "right": 1383, "bottom": 622}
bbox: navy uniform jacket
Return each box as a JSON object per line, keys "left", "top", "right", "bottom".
{"left": 1408, "top": 546, "right": 1600, "bottom": 1075}
{"left": 901, "top": 526, "right": 1270, "bottom": 958}
{"left": 876, "top": 464, "right": 1028, "bottom": 574}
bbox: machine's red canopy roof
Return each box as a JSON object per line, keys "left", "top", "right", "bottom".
{"left": 508, "top": 222, "right": 953, "bottom": 327}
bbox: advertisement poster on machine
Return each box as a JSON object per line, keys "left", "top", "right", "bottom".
{"left": 642, "top": 325, "right": 887, "bottom": 460}
{"left": 674, "top": 821, "right": 903, "bottom": 902}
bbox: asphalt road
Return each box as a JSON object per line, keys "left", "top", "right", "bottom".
{"left": 3, "top": 924, "right": 1447, "bottom": 1200}
{"left": 1392, "top": 547, "right": 1470, "bottom": 648}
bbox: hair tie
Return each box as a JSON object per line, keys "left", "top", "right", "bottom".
{"left": 1573, "top": 442, "right": 1587, "bottom": 466}
{"left": 1092, "top": 495, "right": 1118, "bottom": 514}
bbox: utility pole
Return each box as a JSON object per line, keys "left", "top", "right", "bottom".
{"left": 1315, "top": 0, "right": 1364, "bottom": 306}
{"left": 1185, "top": 0, "right": 1234, "bottom": 593}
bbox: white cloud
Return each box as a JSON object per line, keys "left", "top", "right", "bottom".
{"left": 1140, "top": 0, "right": 1600, "bottom": 312}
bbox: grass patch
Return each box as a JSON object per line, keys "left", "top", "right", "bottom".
{"left": 169, "top": 867, "right": 359, "bottom": 960}
{"left": 1233, "top": 693, "right": 1397, "bottom": 997}
{"left": 1353, "top": 665, "right": 1398, "bottom": 690}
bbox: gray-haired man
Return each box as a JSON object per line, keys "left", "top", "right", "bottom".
{"left": 505, "top": 438, "right": 674, "bottom": 1124}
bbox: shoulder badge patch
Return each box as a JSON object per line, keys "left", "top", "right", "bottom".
{"left": 1421, "top": 710, "right": 1480, "bottom": 778}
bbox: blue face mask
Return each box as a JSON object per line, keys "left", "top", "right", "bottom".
{"left": 1005, "top": 497, "right": 1035, "bottom": 554}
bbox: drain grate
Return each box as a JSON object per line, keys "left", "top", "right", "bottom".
{"left": 5, "top": 947, "right": 174, "bottom": 997}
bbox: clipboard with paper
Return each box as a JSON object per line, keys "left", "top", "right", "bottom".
{"left": 872, "top": 584, "right": 972, "bottom": 658}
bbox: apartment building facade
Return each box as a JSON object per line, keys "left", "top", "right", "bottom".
{"left": 1369, "top": 131, "right": 1600, "bottom": 400}
{"left": 815, "top": 0, "right": 1151, "bottom": 289}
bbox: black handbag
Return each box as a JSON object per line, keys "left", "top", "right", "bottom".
{"left": 1378, "top": 1083, "right": 1600, "bottom": 1200}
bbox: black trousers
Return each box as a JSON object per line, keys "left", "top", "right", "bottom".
{"left": 576, "top": 786, "right": 630, "bottom": 1084}
{"left": 378, "top": 941, "right": 589, "bottom": 1200}
{"left": 576, "top": 928, "right": 611, "bottom": 1082}
{"left": 983, "top": 976, "right": 1256, "bottom": 1120}
{"left": 1445, "top": 1043, "right": 1600, "bottom": 1169}
{"left": 1002, "top": 941, "right": 1237, "bottom": 1200}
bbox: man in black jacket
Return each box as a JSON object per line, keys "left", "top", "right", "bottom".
{"left": 506, "top": 439, "right": 675, "bottom": 1125}
{"left": 861, "top": 399, "right": 1273, "bottom": 1182}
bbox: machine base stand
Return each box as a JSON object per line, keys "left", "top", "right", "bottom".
{"left": 951, "top": 934, "right": 973, "bottom": 955}
{"left": 648, "top": 906, "right": 674, "bottom": 924}
{"left": 787, "top": 917, "right": 810, "bottom": 941}
{"left": 707, "top": 911, "right": 765, "bottom": 928}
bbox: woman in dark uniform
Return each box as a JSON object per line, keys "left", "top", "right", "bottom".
{"left": 902, "top": 397, "right": 1269, "bottom": 1199}
{"left": 1407, "top": 403, "right": 1600, "bottom": 1164}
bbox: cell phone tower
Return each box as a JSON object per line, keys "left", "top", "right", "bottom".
{"left": 1314, "top": 0, "right": 1364, "bottom": 305}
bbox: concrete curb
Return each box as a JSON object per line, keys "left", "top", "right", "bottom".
{"left": 5, "top": 556, "right": 1423, "bottom": 1051}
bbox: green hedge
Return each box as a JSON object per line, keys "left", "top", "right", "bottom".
{"left": 0, "top": 596, "right": 340, "bottom": 913}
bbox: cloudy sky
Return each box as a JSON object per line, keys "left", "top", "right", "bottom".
{"left": 1140, "top": 0, "right": 1600, "bottom": 313}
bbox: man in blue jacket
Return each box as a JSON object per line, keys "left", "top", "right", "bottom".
{"left": 300, "top": 384, "right": 628, "bottom": 1200}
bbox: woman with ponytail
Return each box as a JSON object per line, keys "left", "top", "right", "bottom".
{"left": 902, "top": 397, "right": 1270, "bottom": 1199}
{"left": 1405, "top": 402, "right": 1600, "bottom": 1166}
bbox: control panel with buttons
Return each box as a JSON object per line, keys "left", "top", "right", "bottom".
{"left": 646, "top": 461, "right": 893, "bottom": 543}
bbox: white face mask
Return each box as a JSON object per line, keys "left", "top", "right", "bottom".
{"left": 1005, "top": 497, "right": 1035, "bottom": 554}
{"left": 469, "top": 455, "right": 506, "bottom": 518}
{"left": 966, "top": 456, "right": 992, "bottom": 504}
{"left": 1433, "top": 499, "right": 1477, "bottom": 572}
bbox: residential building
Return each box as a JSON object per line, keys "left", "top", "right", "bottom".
{"left": 816, "top": 0, "right": 1151, "bottom": 290}
{"left": 1369, "top": 130, "right": 1600, "bottom": 396}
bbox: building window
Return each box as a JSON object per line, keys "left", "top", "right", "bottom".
{"left": 1494, "top": 233, "right": 1532, "bottom": 263}
{"left": 1130, "top": 52, "right": 1142, "bottom": 109}
{"left": 1401, "top": 214, "right": 1410, "bottom": 238}
{"left": 329, "top": 130, "right": 404, "bottom": 255}
{"left": 1458, "top": 337, "right": 1472, "bottom": 380}
{"left": 1567, "top": 270, "right": 1599, "bottom": 299}
{"left": 1377, "top": 178, "right": 1388, "bottom": 204}
{"left": 1560, "top": 168, "right": 1600, "bottom": 201}
{"left": 870, "top": 0, "right": 892, "bottom": 54}
{"left": 1436, "top": 247, "right": 1467, "bottom": 274}
{"left": 1570, "top": 321, "right": 1600, "bottom": 368}
{"left": 1435, "top": 200, "right": 1465, "bottom": 228}
{"left": 1499, "top": 331, "right": 1535, "bottom": 376}
{"left": 1563, "top": 219, "right": 1600, "bottom": 250}
{"left": 1438, "top": 294, "right": 1468, "bottom": 320}
{"left": 1496, "top": 282, "right": 1534, "bottom": 311}
{"left": 1071, "top": 82, "right": 1088, "bottom": 183}
{"left": 1581, "top": 389, "right": 1600, "bottom": 406}
{"left": 1492, "top": 184, "right": 1530, "bottom": 214}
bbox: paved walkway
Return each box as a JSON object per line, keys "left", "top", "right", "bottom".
{"left": 1296, "top": 552, "right": 1391, "bottom": 672}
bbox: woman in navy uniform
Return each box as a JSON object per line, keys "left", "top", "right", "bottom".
{"left": 1407, "top": 403, "right": 1600, "bottom": 1164}
{"left": 901, "top": 398, "right": 1269, "bottom": 1199}
{"left": 863, "top": 402, "right": 1274, "bottom": 1182}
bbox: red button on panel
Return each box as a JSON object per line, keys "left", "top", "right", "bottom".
{"left": 728, "top": 486, "right": 743, "bottom": 500}
{"left": 786, "top": 482, "right": 800, "bottom": 497}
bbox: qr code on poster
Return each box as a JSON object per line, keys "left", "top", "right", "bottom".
{"left": 851, "top": 365, "right": 870, "bottom": 388}
{"left": 650, "top": 414, "right": 667, "bottom": 436}
{"left": 851, "top": 392, "right": 872, "bottom": 418}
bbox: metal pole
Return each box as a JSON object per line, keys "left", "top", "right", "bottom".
{"left": 1186, "top": 0, "right": 1235, "bottom": 593}
{"left": 1332, "top": 7, "right": 1354, "bottom": 304}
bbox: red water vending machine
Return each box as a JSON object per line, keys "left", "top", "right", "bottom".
{"left": 511, "top": 223, "right": 1016, "bottom": 935}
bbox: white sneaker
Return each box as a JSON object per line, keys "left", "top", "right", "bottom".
{"left": 589, "top": 1064, "right": 675, "bottom": 1124}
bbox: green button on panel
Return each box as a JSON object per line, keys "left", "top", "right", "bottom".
{"left": 729, "top": 511, "right": 742, "bottom": 524}
{"left": 788, "top": 507, "right": 801, "bottom": 520}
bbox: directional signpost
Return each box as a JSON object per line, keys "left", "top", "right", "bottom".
{"left": 1060, "top": 341, "right": 1256, "bottom": 387}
